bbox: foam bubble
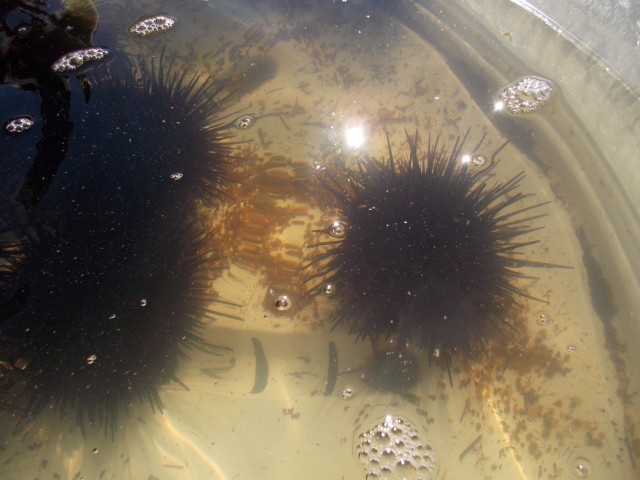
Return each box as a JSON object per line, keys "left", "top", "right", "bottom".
{"left": 51, "top": 48, "right": 109, "bottom": 73}
{"left": 498, "top": 76, "right": 554, "bottom": 114}
{"left": 357, "top": 416, "right": 437, "bottom": 480}
{"left": 4, "top": 116, "right": 34, "bottom": 133}
{"left": 130, "top": 14, "right": 176, "bottom": 37}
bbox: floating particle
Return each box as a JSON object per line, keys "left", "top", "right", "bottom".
{"left": 5, "top": 116, "right": 34, "bottom": 134}
{"left": 51, "top": 48, "right": 109, "bottom": 73}
{"left": 357, "top": 415, "right": 437, "bottom": 480}
{"left": 341, "top": 386, "right": 354, "bottom": 399}
{"left": 130, "top": 14, "right": 176, "bottom": 37}
{"left": 14, "top": 358, "right": 29, "bottom": 370}
{"left": 498, "top": 76, "right": 554, "bottom": 114}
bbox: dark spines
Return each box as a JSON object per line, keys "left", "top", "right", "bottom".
{"left": 0, "top": 54, "right": 236, "bottom": 430}
{"left": 0, "top": 200, "right": 228, "bottom": 432}
{"left": 307, "top": 131, "right": 547, "bottom": 362}
{"left": 68, "top": 55, "right": 234, "bottom": 209}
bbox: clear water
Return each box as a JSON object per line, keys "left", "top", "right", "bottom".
{"left": 0, "top": 0, "right": 638, "bottom": 479}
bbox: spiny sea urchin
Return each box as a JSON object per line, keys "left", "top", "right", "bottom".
{"left": 0, "top": 53, "right": 237, "bottom": 431}
{"left": 306, "top": 131, "right": 549, "bottom": 364}
{"left": 0, "top": 185, "right": 230, "bottom": 433}
{"left": 63, "top": 54, "right": 234, "bottom": 210}
{"left": 1, "top": 52, "right": 235, "bottom": 214}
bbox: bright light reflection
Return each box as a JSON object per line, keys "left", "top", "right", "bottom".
{"left": 345, "top": 126, "right": 366, "bottom": 149}
{"left": 461, "top": 154, "right": 471, "bottom": 164}
{"left": 494, "top": 100, "right": 505, "bottom": 111}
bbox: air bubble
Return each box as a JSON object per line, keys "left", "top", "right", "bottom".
{"left": 130, "top": 14, "right": 176, "bottom": 37}
{"left": 274, "top": 295, "right": 291, "bottom": 311}
{"left": 235, "top": 115, "right": 256, "bottom": 130}
{"left": 567, "top": 344, "right": 576, "bottom": 353}
{"left": 322, "top": 283, "right": 335, "bottom": 296}
{"left": 328, "top": 221, "right": 346, "bottom": 237}
{"left": 140, "top": 298, "right": 148, "bottom": 307}
{"left": 170, "top": 172, "right": 183, "bottom": 181}
{"left": 379, "top": 466, "right": 394, "bottom": 480}
{"left": 357, "top": 415, "right": 437, "bottom": 480}
{"left": 51, "top": 47, "right": 108, "bottom": 72}
{"left": 381, "top": 448, "right": 396, "bottom": 458}
{"left": 471, "top": 154, "right": 486, "bottom": 167}
{"left": 86, "top": 354, "right": 97, "bottom": 365}
{"left": 536, "top": 312, "right": 550, "bottom": 325}
{"left": 575, "top": 463, "right": 589, "bottom": 477}
{"left": 373, "top": 430, "right": 389, "bottom": 445}
{"left": 498, "top": 76, "right": 554, "bottom": 114}
{"left": 4, "top": 116, "right": 34, "bottom": 134}
{"left": 395, "top": 459, "right": 416, "bottom": 478}
{"left": 341, "top": 386, "right": 354, "bottom": 399}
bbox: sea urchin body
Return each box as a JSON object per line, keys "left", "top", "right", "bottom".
{"left": 307, "top": 131, "right": 545, "bottom": 361}
{"left": 0, "top": 54, "right": 236, "bottom": 431}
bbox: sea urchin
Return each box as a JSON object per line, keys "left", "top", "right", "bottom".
{"left": 307, "top": 131, "right": 547, "bottom": 363}
{"left": 0, "top": 53, "right": 237, "bottom": 432}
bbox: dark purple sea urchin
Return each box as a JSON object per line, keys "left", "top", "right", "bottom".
{"left": 307, "top": 131, "right": 548, "bottom": 364}
{"left": 0, "top": 55, "right": 236, "bottom": 432}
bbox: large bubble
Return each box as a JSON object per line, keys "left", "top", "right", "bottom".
{"left": 51, "top": 47, "right": 109, "bottom": 72}
{"left": 129, "top": 14, "right": 176, "bottom": 37}
{"left": 356, "top": 415, "right": 437, "bottom": 479}
{"left": 498, "top": 76, "right": 554, "bottom": 114}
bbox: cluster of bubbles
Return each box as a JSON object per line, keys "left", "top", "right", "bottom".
{"left": 129, "top": 14, "right": 176, "bottom": 37}
{"left": 341, "top": 386, "right": 354, "bottom": 399}
{"left": 51, "top": 47, "right": 109, "bottom": 73}
{"left": 357, "top": 415, "right": 437, "bottom": 480}
{"left": 498, "top": 76, "right": 554, "bottom": 114}
{"left": 4, "top": 116, "right": 34, "bottom": 134}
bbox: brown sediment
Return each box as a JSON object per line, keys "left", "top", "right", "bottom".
{"left": 461, "top": 310, "right": 611, "bottom": 465}
{"left": 207, "top": 143, "right": 316, "bottom": 305}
